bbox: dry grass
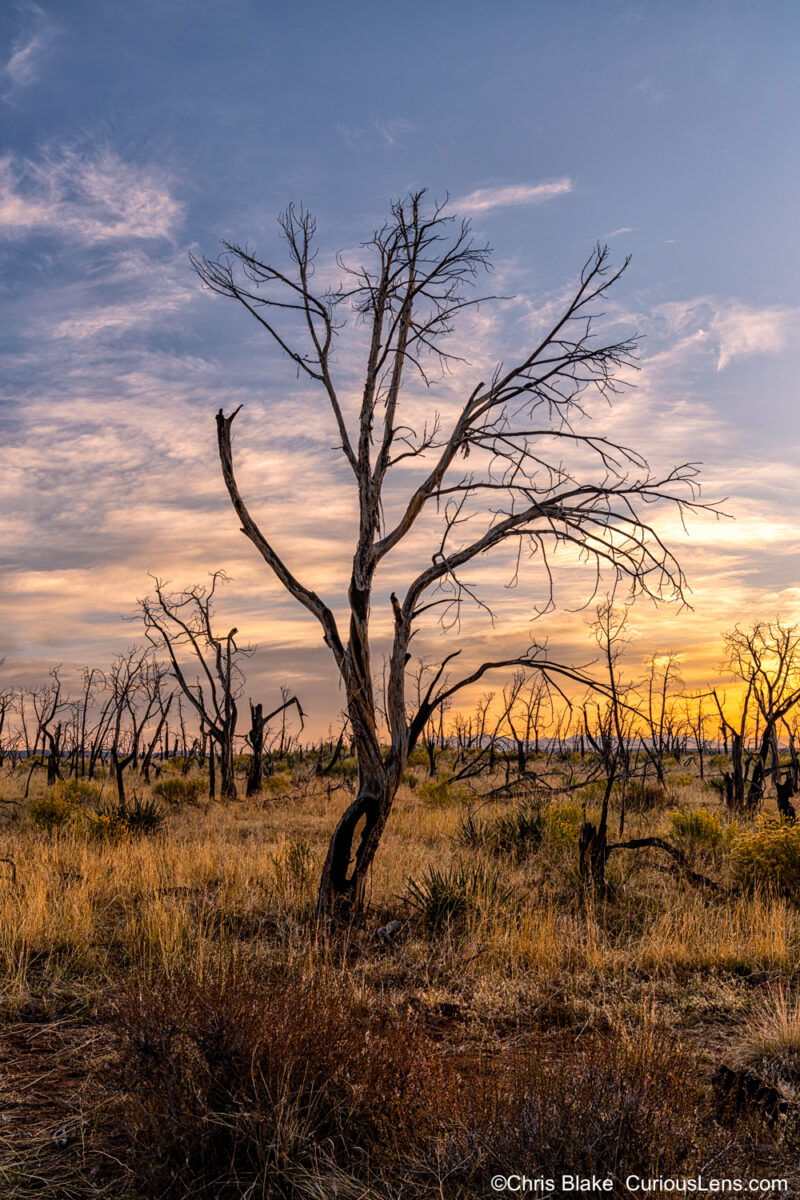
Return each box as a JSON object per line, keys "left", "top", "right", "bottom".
{"left": 0, "top": 757, "right": 797, "bottom": 1194}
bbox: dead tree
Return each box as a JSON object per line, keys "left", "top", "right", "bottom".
{"left": 682, "top": 693, "right": 712, "bottom": 781}
{"left": 502, "top": 670, "right": 551, "bottom": 775}
{"left": 194, "top": 190, "right": 716, "bottom": 925}
{"left": 640, "top": 651, "right": 684, "bottom": 786}
{"left": 0, "top": 685, "right": 13, "bottom": 770}
{"left": 32, "top": 669, "right": 66, "bottom": 787}
{"left": 139, "top": 574, "right": 250, "bottom": 800}
{"left": 715, "top": 621, "right": 800, "bottom": 813}
{"left": 139, "top": 679, "right": 174, "bottom": 783}
{"left": 108, "top": 649, "right": 162, "bottom": 803}
{"left": 246, "top": 691, "right": 305, "bottom": 796}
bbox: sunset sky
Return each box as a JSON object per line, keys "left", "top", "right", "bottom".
{"left": 2, "top": 0, "right": 800, "bottom": 732}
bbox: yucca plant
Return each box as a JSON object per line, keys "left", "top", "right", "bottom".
{"left": 404, "top": 861, "right": 513, "bottom": 931}
{"left": 457, "top": 805, "right": 543, "bottom": 858}
{"left": 94, "top": 794, "right": 166, "bottom": 837}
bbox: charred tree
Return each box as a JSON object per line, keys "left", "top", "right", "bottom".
{"left": 194, "top": 191, "right": 717, "bottom": 927}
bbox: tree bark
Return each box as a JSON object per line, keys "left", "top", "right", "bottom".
{"left": 246, "top": 702, "right": 265, "bottom": 796}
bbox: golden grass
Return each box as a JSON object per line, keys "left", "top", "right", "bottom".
{"left": 0, "top": 762, "right": 798, "bottom": 1027}
{"left": 2, "top": 760, "right": 799, "bottom": 1195}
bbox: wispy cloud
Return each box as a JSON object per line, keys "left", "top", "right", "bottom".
{"left": 604, "top": 226, "right": 634, "bottom": 239}
{"left": 648, "top": 296, "right": 798, "bottom": 373}
{"left": 632, "top": 76, "right": 665, "bottom": 106}
{"left": 2, "top": 3, "right": 55, "bottom": 99}
{"left": 0, "top": 147, "right": 183, "bottom": 242}
{"left": 711, "top": 302, "right": 794, "bottom": 371}
{"left": 455, "top": 178, "right": 572, "bottom": 214}
{"left": 374, "top": 116, "right": 414, "bottom": 146}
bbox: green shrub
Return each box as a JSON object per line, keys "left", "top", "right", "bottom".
{"left": 404, "top": 861, "right": 513, "bottom": 930}
{"left": 162, "top": 755, "right": 187, "bottom": 773}
{"left": 59, "top": 777, "right": 105, "bottom": 804}
{"left": 152, "top": 776, "right": 203, "bottom": 805}
{"left": 328, "top": 756, "right": 359, "bottom": 779}
{"left": 731, "top": 820, "right": 800, "bottom": 892}
{"left": 457, "top": 805, "right": 543, "bottom": 858}
{"left": 668, "top": 807, "right": 730, "bottom": 855}
{"left": 83, "top": 806, "right": 130, "bottom": 842}
{"left": 417, "top": 775, "right": 470, "bottom": 807}
{"left": 271, "top": 834, "right": 315, "bottom": 894}
{"left": 263, "top": 772, "right": 293, "bottom": 795}
{"left": 30, "top": 793, "right": 76, "bottom": 831}
{"left": 30, "top": 776, "right": 108, "bottom": 831}
{"left": 86, "top": 796, "right": 166, "bottom": 841}
{"left": 540, "top": 800, "right": 588, "bottom": 851}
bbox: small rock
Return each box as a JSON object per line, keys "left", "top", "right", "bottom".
{"left": 375, "top": 918, "right": 402, "bottom": 948}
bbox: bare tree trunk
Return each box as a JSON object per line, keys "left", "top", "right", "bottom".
{"left": 208, "top": 734, "right": 216, "bottom": 800}
{"left": 246, "top": 702, "right": 265, "bottom": 797}
{"left": 45, "top": 723, "right": 62, "bottom": 786}
{"left": 111, "top": 746, "right": 135, "bottom": 804}
{"left": 218, "top": 733, "right": 237, "bottom": 800}
{"left": 579, "top": 766, "right": 615, "bottom": 894}
{"left": 317, "top": 757, "right": 397, "bottom": 922}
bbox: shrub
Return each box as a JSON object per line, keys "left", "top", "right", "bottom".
{"left": 328, "top": 755, "right": 359, "bottom": 779}
{"left": 152, "top": 776, "right": 203, "bottom": 805}
{"left": 457, "top": 805, "right": 543, "bottom": 858}
{"left": 625, "top": 780, "right": 668, "bottom": 813}
{"left": 30, "top": 793, "right": 76, "bottom": 831}
{"left": 83, "top": 806, "right": 130, "bottom": 842}
{"left": 30, "top": 777, "right": 107, "bottom": 830}
{"left": 111, "top": 962, "right": 433, "bottom": 1198}
{"left": 271, "top": 834, "right": 314, "bottom": 894}
{"left": 417, "top": 775, "right": 470, "bottom": 807}
{"left": 162, "top": 755, "right": 187, "bottom": 773}
{"left": 59, "top": 777, "right": 105, "bottom": 805}
{"left": 540, "top": 800, "right": 588, "bottom": 851}
{"left": 86, "top": 795, "right": 166, "bottom": 841}
{"left": 668, "top": 807, "right": 730, "bottom": 855}
{"left": 463, "top": 1025, "right": 740, "bottom": 1182}
{"left": 731, "top": 819, "right": 800, "bottom": 892}
{"left": 109, "top": 964, "right": 748, "bottom": 1198}
{"left": 404, "top": 860, "right": 513, "bottom": 930}
{"left": 263, "top": 771, "right": 293, "bottom": 794}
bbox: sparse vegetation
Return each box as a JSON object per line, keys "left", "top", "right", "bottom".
{"left": 152, "top": 776, "right": 203, "bottom": 805}
{"left": 731, "top": 818, "right": 800, "bottom": 892}
{"left": 0, "top": 738, "right": 797, "bottom": 1193}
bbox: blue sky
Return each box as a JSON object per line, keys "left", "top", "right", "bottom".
{"left": 2, "top": 0, "right": 800, "bottom": 725}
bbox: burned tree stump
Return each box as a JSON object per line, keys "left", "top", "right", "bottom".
{"left": 776, "top": 774, "right": 797, "bottom": 822}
